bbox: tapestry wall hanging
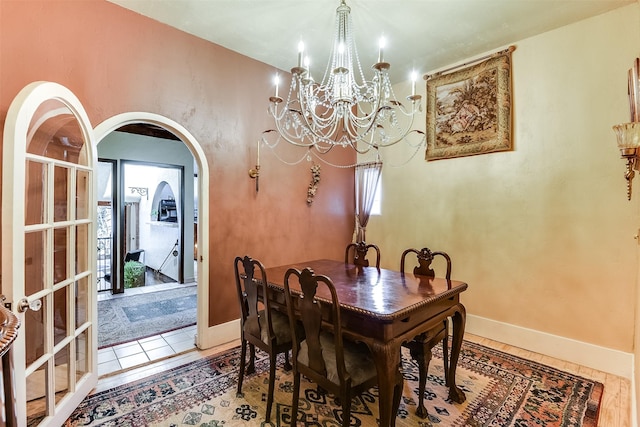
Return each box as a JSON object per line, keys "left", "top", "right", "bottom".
{"left": 425, "top": 46, "right": 515, "bottom": 161}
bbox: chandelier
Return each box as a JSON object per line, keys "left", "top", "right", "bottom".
{"left": 265, "top": 0, "right": 424, "bottom": 163}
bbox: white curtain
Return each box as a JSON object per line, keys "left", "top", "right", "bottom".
{"left": 354, "top": 162, "right": 382, "bottom": 243}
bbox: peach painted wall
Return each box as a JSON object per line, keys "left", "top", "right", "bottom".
{"left": 0, "top": 0, "right": 355, "bottom": 326}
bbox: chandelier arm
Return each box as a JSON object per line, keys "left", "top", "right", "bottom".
{"left": 349, "top": 141, "right": 374, "bottom": 155}
{"left": 300, "top": 103, "right": 341, "bottom": 135}
{"left": 296, "top": 83, "right": 334, "bottom": 124}
{"left": 382, "top": 135, "right": 427, "bottom": 168}
{"left": 369, "top": 119, "right": 421, "bottom": 148}
{"left": 268, "top": 146, "right": 311, "bottom": 166}
{"left": 310, "top": 150, "right": 361, "bottom": 169}
{"left": 271, "top": 110, "right": 343, "bottom": 154}
{"left": 313, "top": 141, "right": 339, "bottom": 155}
{"left": 293, "top": 91, "right": 354, "bottom": 147}
{"left": 271, "top": 113, "right": 316, "bottom": 148}
{"left": 273, "top": 87, "right": 345, "bottom": 149}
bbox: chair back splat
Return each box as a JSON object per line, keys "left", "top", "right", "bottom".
{"left": 400, "top": 246, "right": 451, "bottom": 279}
{"left": 344, "top": 241, "right": 381, "bottom": 269}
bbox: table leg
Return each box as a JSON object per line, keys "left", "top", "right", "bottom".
{"left": 447, "top": 303, "right": 467, "bottom": 403}
{"left": 370, "top": 341, "right": 403, "bottom": 427}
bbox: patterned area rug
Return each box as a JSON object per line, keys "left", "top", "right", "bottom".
{"left": 65, "top": 339, "right": 603, "bottom": 426}
{"left": 98, "top": 286, "right": 197, "bottom": 348}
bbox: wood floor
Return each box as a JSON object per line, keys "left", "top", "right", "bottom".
{"left": 94, "top": 333, "right": 631, "bottom": 426}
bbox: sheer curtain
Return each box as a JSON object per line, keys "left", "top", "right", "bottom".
{"left": 354, "top": 162, "right": 382, "bottom": 243}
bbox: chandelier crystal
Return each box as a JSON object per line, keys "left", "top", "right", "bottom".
{"left": 266, "top": 0, "right": 424, "bottom": 161}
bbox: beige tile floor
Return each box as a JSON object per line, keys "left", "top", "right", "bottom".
{"left": 98, "top": 325, "right": 197, "bottom": 375}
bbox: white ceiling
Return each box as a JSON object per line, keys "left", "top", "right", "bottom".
{"left": 108, "top": 0, "right": 634, "bottom": 83}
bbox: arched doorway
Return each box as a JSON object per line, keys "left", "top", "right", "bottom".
{"left": 94, "top": 113, "right": 210, "bottom": 353}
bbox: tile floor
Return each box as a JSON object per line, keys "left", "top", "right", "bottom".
{"left": 98, "top": 325, "right": 197, "bottom": 376}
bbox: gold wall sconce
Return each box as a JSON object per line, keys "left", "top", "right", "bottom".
{"left": 248, "top": 140, "right": 260, "bottom": 192}
{"left": 616, "top": 59, "right": 640, "bottom": 200}
{"left": 613, "top": 122, "right": 640, "bottom": 200}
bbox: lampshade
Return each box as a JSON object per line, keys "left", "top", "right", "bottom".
{"left": 613, "top": 122, "right": 640, "bottom": 149}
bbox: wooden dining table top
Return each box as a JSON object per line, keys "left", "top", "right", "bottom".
{"left": 264, "top": 258, "right": 468, "bottom": 321}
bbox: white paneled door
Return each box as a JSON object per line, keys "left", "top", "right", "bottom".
{"left": 2, "top": 82, "right": 98, "bottom": 426}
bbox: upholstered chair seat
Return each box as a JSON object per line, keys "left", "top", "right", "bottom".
{"left": 298, "top": 332, "right": 377, "bottom": 386}
{"left": 256, "top": 309, "right": 291, "bottom": 345}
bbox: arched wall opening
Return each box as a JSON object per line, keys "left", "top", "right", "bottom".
{"left": 94, "top": 112, "right": 211, "bottom": 349}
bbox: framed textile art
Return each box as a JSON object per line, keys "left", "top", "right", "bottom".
{"left": 425, "top": 47, "right": 514, "bottom": 161}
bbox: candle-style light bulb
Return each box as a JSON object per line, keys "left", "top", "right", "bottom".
{"left": 303, "top": 56, "right": 314, "bottom": 86}
{"left": 338, "top": 42, "right": 345, "bottom": 68}
{"left": 411, "top": 70, "right": 417, "bottom": 96}
{"left": 274, "top": 74, "right": 279, "bottom": 98}
{"left": 378, "top": 36, "right": 386, "bottom": 63}
{"left": 298, "top": 41, "right": 304, "bottom": 68}
{"left": 256, "top": 140, "right": 260, "bottom": 167}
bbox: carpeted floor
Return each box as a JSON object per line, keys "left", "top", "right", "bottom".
{"left": 65, "top": 339, "right": 603, "bottom": 426}
{"left": 98, "top": 285, "right": 197, "bottom": 348}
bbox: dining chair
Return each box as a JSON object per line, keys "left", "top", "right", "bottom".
{"left": 344, "top": 241, "right": 381, "bottom": 268}
{"left": 283, "top": 267, "right": 400, "bottom": 427}
{"left": 234, "top": 255, "right": 293, "bottom": 423}
{"left": 400, "top": 247, "right": 452, "bottom": 419}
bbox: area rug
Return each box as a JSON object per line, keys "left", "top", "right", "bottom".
{"left": 98, "top": 286, "right": 197, "bottom": 348}
{"left": 65, "top": 339, "right": 603, "bottom": 426}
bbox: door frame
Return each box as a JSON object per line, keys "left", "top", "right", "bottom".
{"left": 121, "top": 160, "right": 186, "bottom": 287}
{"left": 93, "top": 113, "right": 215, "bottom": 349}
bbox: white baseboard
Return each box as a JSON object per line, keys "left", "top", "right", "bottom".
{"left": 466, "top": 314, "right": 633, "bottom": 380}
{"left": 199, "top": 314, "right": 633, "bottom": 379}
{"left": 196, "top": 318, "right": 240, "bottom": 350}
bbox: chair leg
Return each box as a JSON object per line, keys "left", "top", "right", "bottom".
{"left": 246, "top": 343, "right": 256, "bottom": 375}
{"left": 291, "top": 371, "right": 301, "bottom": 426}
{"left": 341, "top": 389, "right": 351, "bottom": 427}
{"left": 442, "top": 333, "right": 449, "bottom": 386}
{"left": 407, "top": 340, "right": 429, "bottom": 419}
{"left": 419, "top": 345, "right": 435, "bottom": 419}
{"left": 237, "top": 339, "right": 247, "bottom": 397}
{"left": 283, "top": 349, "right": 292, "bottom": 371}
{"left": 391, "top": 368, "right": 403, "bottom": 427}
{"left": 265, "top": 352, "right": 277, "bottom": 423}
{"left": 441, "top": 319, "right": 450, "bottom": 386}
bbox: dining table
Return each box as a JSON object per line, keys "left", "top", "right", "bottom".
{"left": 264, "top": 258, "right": 468, "bottom": 427}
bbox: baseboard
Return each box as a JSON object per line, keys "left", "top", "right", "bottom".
{"left": 198, "top": 314, "right": 633, "bottom": 380}
{"left": 466, "top": 314, "right": 633, "bottom": 379}
{"left": 197, "top": 318, "right": 240, "bottom": 350}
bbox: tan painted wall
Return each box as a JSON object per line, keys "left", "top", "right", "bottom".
{"left": 368, "top": 4, "right": 640, "bottom": 353}
{"left": 0, "top": 0, "right": 355, "bottom": 327}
